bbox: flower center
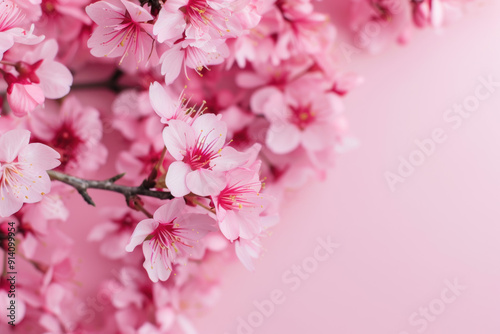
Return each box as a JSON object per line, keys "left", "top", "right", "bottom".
{"left": 51, "top": 123, "right": 83, "bottom": 171}
{"left": 218, "top": 183, "right": 259, "bottom": 211}
{"left": 148, "top": 219, "right": 191, "bottom": 268}
{"left": 0, "top": 161, "right": 38, "bottom": 201}
{"left": 113, "top": 212, "right": 136, "bottom": 231}
{"left": 184, "top": 130, "right": 221, "bottom": 170}
{"left": 42, "top": 0, "right": 57, "bottom": 15}
{"left": 290, "top": 104, "right": 316, "bottom": 130}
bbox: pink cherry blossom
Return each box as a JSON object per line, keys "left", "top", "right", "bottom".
{"left": 275, "top": 0, "right": 335, "bottom": 59}
{"left": 153, "top": 0, "right": 247, "bottom": 43}
{"left": 233, "top": 205, "right": 278, "bottom": 270}
{"left": 0, "top": 129, "right": 60, "bottom": 217}
{"left": 116, "top": 138, "right": 170, "bottom": 184}
{"left": 211, "top": 166, "right": 267, "bottom": 241}
{"left": 28, "top": 96, "right": 108, "bottom": 175}
{"left": 234, "top": 237, "right": 261, "bottom": 271}
{"left": 86, "top": 0, "right": 156, "bottom": 65}
{"left": 17, "top": 39, "right": 73, "bottom": 99}
{"left": 159, "top": 38, "right": 229, "bottom": 84}
{"left": 35, "top": 0, "right": 91, "bottom": 42}
{"left": 251, "top": 85, "right": 341, "bottom": 154}
{"left": 126, "top": 198, "right": 215, "bottom": 282}
{"left": 163, "top": 113, "right": 258, "bottom": 197}
{"left": 350, "top": 0, "right": 412, "bottom": 53}
{"left": 0, "top": 0, "right": 480, "bottom": 331}
{"left": 149, "top": 81, "right": 205, "bottom": 124}
{"left": 111, "top": 88, "right": 155, "bottom": 141}
{"left": 88, "top": 206, "right": 145, "bottom": 259}
{"left": 412, "top": 0, "right": 470, "bottom": 28}
{"left": 2, "top": 39, "right": 73, "bottom": 116}
{"left": 0, "top": 0, "right": 44, "bottom": 59}
{"left": 4, "top": 72, "right": 45, "bottom": 117}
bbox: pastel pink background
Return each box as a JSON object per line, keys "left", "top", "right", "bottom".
{"left": 65, "top": 1, "right": 500, "bottom": 333}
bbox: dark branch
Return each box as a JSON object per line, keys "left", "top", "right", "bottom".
{"left": 48, "top": 170, "right": 173, "bottom": 206}
{"left": 71, "top": 69, "right": 139, "bottom": 93}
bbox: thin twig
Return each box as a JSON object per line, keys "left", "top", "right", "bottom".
{"left": 141, "top": 147, "right": 167, "bottom": 189}
{"left": 190, "top": 198, "right": 216, "bottom": 214}
{"left": 131, "top": 197, "right": 154, "bottom": 218}
{"left": 48, "top": 170, "right": 173, "bottom": 207}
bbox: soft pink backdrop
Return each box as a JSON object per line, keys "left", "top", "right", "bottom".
{"left": 65, "top": 1, "right": 500, "bottom": 333}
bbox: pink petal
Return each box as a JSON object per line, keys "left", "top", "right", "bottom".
{"left": 160, "top": 45, "right": 184, "bottom": 85}
{"left": 149, "top": 81, "right": 175, "bottom": 121}
{"left": 101, "top": 232, "right": 130, "bottom": 259}
{"left": 250, "top": 87, "right": 286, "bottom": 118}
{"left": 163, "top": 120, "right": 194, "bottom": 160}
{"left": 153, "top": 198, "right": 186, "bottom": 223}
{"left": 20, "top": 232, "right": 38, "bottom": 259}
{"left": 265, "top": 123, "right": 301, "bottom": 154}
{"left": 14, "top": 168, "right": 51, "bottom": 204}
{"left": 218, "top": 210, "right": 240, "bottom": 241}
{"left": 86, "top": 0, "right": 124, "bottom": 26}
{"left": 176, "top": 213, "right": 215, "bottom": 240}
{"left": 142, "top": 242, "right": 172, "bottom": 282}
{"left": 37, "top": 59, "right": 73, "bottom": 99}
{"left": 212, "top": 146, "right": 255, "bottom": 172}
{"left": 186, "top": 169, "right": 226, "bottom": 196}
{"left": 0, "top": 184, "right": 23, "bottom": 217}
{"left": 191, "top": 113, "right": 227, "bottom": 153}
{"left": 226, "top": 168, "right": 260, "bottom": 192}
{"left": 125, "top": 218, "right": 157, "bottom": 252}
{"left": 235, "top": 240, "right": 255, "bottom": 271}
{"left": 0, "top": 128, "right": 30, "bottom": 162}
{"left": 7, "top": 83, "right": 45, "bottom": 117}
{"left": 18, "top": 142, "right": 61, "bottom": 170}
{"left": 165, "top": 161, "right": 192, "bottom": 197}
{"left": 87, "top": 222, "right": 119, "bottom": 242}
{"left": 121, "top": 0, "right": 154, "bottom": 22}
{"left": 154, "top": 8, "right": 186, "bottom": 43}
{"left": 301, "top": 123, "right": 334, "bottom": 151}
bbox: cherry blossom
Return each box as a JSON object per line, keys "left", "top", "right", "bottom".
{"left": 2, "top": 39, "right": 73, "bottom": 116}
{"left": 163, "top": 113, "right": 258, "bottom": 197}
{"left": 211, "top": 166, "right": 267, "bottom": 241}
{"left": 86, "top": 0, "right": 156, "bottom": 65}
{"left": 0, "top": 0, "right": 479, "bottom": 331}
{"left": 28, "top": 96, "right": 107, "bottom": 175}
{"left": 125, "top": 198, "right": 215, "bottom": 282}
{"left": 0, "top": 129, "right": 60, "bottom": 217}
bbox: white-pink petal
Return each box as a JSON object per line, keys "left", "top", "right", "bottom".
{"left": 165, "top": 161, "right": 192, "bottom": 197}
{"left": 125, "top": 218, "right": 157, "bottom": 252}
{"left": 149, "top": 81, "right": 175, "bottom": 121}
{"left": 266, "top": 123, "right": 301, "bottom": 154}
{"left": 160, "top": 45, "right": 184, "bottom": 85}
{"left": 186, "top": 169, "right": 226, "bottom": 197}
{"left": 0, "top": 129, "right": 30, "bottom": 162}
{"left": 163, "top": 120, "right": 194, "bottom": 160}
{"left": 191, "top": 113, "right": 227, "bottom": 153}
{"left": 154, "top": 8, "right": 186, "bottom": 43}
{"left": 19, "top": 143, "right": 61, "bottom": 170}
{"left": 153, "top": 198, "right": 185, "bottom": 223}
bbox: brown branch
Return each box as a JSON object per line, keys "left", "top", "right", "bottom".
{"left": 48, "top": 170, "right": 173, "bottom": 207}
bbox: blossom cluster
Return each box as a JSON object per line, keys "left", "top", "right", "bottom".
{"left": 349, "top": 0, "right": 474, "bottom": 52}
{"left": 0, "top": 0, "right": 476, "bottom": 333}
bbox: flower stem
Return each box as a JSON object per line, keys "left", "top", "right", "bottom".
{"left": 190, "top": 198, "right": 216, "bottom": 214}
{"left": 0, "top": 61, "right": 17, "bottom": 67}
{"left": 131, "top": 198, "right": 154, "bottom": 218}
{"left": 141, "top": 147, "right": 167, "bottom": 189}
